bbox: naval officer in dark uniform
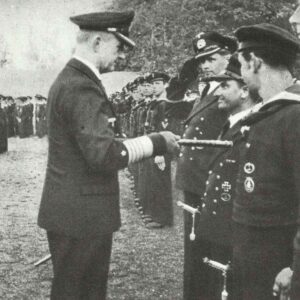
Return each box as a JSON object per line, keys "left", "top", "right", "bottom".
{"left": 231, "top": 24, "right": 300, "bottom": 300}
{"left": 175, "top": 32, "right": 237, "bottom": 300}
{"left": 37, "top": 11, "right": 179, "bottom": 300}
{"left": 194, "top": 54, "right": 259, "bottom": 300}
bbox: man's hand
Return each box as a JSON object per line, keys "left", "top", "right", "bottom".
{"left": 273, "top": 267, "right": 293, "bottom": 300}
{"left": 159, "top": 131, "right": 180, "bottom": 154}
{"left": 154, "top": 155, "right": 166, "bottom": 171}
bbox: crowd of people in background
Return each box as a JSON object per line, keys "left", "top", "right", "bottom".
{"left": 0, "top": 94, "right": 47, "bottom": 153}
{"left": 109, "top": 72, "right": 195, "bottom": 229}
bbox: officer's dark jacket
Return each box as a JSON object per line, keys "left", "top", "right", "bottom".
{"left": 233, "top": 85, "right": 300, "bottom": 228}
{"left": 38, "top": 58, "right": 130, "bottom": 238}
{"left": 176, "top": 87, "right": 228, "bottom": 195}
{"left": 197, "top": 119, "right": 245, "bottom": 246}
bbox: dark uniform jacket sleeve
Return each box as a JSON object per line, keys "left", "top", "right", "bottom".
{"left": 61, "top": 82, "right": 128, "bottom": 173}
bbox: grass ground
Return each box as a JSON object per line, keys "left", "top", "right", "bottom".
{"left": 0, "top": 136, "right": 184, "bottom": 300}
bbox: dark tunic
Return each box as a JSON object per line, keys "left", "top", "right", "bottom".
{"left": 0, "top": 106, "right": 8, "bottom": 153}
{"left": 36, "top": 101, "right": 47, "bottom": 138}
{"left": 194, "top": 119, "right": 246, "bottom": 300}
{"left": 232, "top": 86, "right": 300, "bottom": 300}
{"left": 142, "top": 99, "right": 173, "bottom": 226}
{"left": 175, "top": 86, "right": 228, "bottom": 300}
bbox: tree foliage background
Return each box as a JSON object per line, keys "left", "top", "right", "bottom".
{"left": 111, "top": 0, "right": 297, "bottom": 75}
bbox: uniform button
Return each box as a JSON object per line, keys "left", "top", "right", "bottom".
{"left": 202, "top": 203, "right": 206, "bottom": 208}
{"left": 204, "top": 192, "right": 207, "bottom": 196}
{"left": 216, "top": 175, "right": 220, "bottom": 179}
{"left": 206, "top": 180, "right": 209, "bottom": 185}
{"left": 185, "top": 125, "right": 188, "bottom": 128}
{"left": 193, "top": 137, "right": 197, "bottom": 140}
{"left": 200, "top": 131, "right": 203, "bottom": 135}
{"left": 201, "top": 117, "right": 204, "bottom": 121}
{"left": 208, "top": 170, "right": 212, "bottom": 175}
{"left": 121, "top": 150, "right": 127, "bottom": 156}
{"left": 246, "top": 143, "right": 251, "bottom": 148}
{"left": 213, "top": 199, "right": 217, "bottom": 203}
{"left": 191, "top": 147, "right": 195, "bottom": 150}
{"left": 179, "top": 153, "right": 183, "bottom": 157}
{"left": 183, "top": 134, "right": 186, "bottom": 138}
{"left": 212, "top": 211, "right": 217, "bottom": 215}
{"left": 195, "top": 127, "right": 199, "bottom": 131}
{"left": 189, "top": 157, "right": 193, "bottom": 161}
{"left": 215, "top": 187, "right": 219, "bottom": 191}
{"left": 219, "top": 162, "right": 223, "bottom": 167}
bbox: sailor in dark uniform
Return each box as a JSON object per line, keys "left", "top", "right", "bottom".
{"left": 6, "top": 96, "right": 16, "bottom": 137}
{"left": 175, "top": 32, "right": 237, "bottom": 300}
{"left": 15, "top": 96, "right": 27, "bottom": 138}
{"left": 231, "top": 24, "right": 300, "bottom": 300}
{"left": 26, "top": 96, "right": 34, "bottom": 136}
{"left": 0, "top": 96, "right": 8, "bottom": 153}
{"left": 35, "top": 94, "right": 47, "bottom": 138}
{"left": 193, "top": 54, "right": 259, "bottom": 300}
{"left": 143, "top": 72, "right": 174, "bottom": 228}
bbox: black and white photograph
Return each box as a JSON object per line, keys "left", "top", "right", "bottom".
{"left": 1, "top": 0, "right": 300, "bottom": 299}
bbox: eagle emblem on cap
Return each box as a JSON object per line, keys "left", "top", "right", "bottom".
{"left": 197, "top": 39, "right": 206, "bottom": 50}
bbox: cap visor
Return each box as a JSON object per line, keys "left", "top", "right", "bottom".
{"left": 195, "top": 47, "right": 221, "bottom": 59}
{"left": 115, "top": 32, "right": 136, "bottom": 48}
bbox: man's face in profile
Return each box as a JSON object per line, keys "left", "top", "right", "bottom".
{"left": 290, "top": 1, "right": 300, "bottom": 38}
{"left": 98, "top": 34, "right": 127, "bottom": 73}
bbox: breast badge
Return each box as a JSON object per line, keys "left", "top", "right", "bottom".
{"left": 221, "top": 193, "right": 231, "bottom": 202}
{"left": 221, "top": 181, "right": 232, "bottom": 201}
{"left": 244, "top": 162, "right": 255, "bottom": 174}
{"left": 244, "top": 177, "right": 255, "bottom": 193}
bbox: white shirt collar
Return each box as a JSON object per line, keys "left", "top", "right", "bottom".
{"left": 73, "top": 55, "right": 101, "bottom": 81}
{"left": 228, "top": 105, "right": 260, "bottom": 128}
{"left": 208, "top": 81, "right": 220, "bottom": 95}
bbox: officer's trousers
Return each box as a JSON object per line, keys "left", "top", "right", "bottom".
{"left": 47, "top": 231, "right": 112, "bottom": 300}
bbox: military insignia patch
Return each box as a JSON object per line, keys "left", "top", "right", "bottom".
{"left": 161, "top": 120, "right": 168, "bottom": 129}
{"left": 197, "top": 39, "right": 206, "bottom": 50}
{"left": 244, "top": 162, "right": 255, "bottom": 174}
{"left": 244, "top": 177, "right": 255, "bottom": 193}
{"left": 221, "top": 193, "right": 231, "bottom": 202}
